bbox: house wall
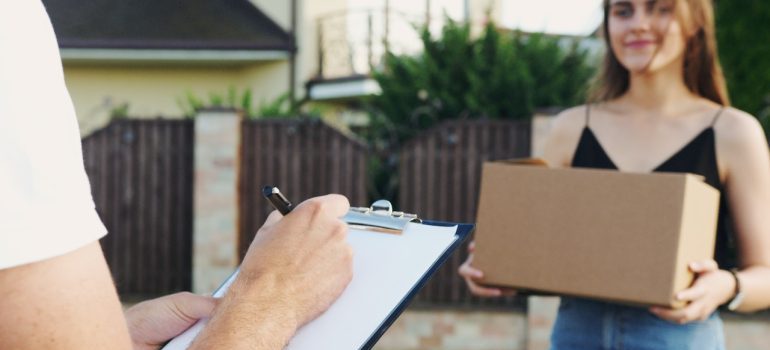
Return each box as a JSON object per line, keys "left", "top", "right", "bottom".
{"left": 65, "top": 0, "right": 341, "bottom": 135}
{"left": 249, "top": 0, "right": 348, "bottom": 101}
{"left": 63, "top": 1, "right": 510, "bottom": 135}
{"left": 297, "top": 0, "right": 347, "bottom": 84}
{"left": 248, "top": 0, "right": 292, "bottom": 31}
{"left": 469, "top": 0, "right": 503, "bottom": 24}
{"left": 64, "top": 61, "right": 289, "bottom": 135}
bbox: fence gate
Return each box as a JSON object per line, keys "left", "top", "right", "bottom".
{"left": 239, "top": 118, "right": 369, "bottom": 258}
{"left": 399, "top": 119, "right": 531, "bottom": 308}
{"left": 82, "top": 119, "right": 194, "bottom": 296}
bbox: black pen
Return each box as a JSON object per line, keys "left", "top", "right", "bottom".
{"left": 262, "top": 185, "right": 294, "bottom": 215}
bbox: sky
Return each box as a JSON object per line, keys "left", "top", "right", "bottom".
{"left": 500, "top": 0, "right": 603, "bottom": 35}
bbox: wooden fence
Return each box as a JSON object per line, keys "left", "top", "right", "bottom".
{"left": 239, "top": 118, "right": 369, "bottom": 258}
{"left": 399, "top": 119, "right": 532, "bottom": 309}
{"left": 81, "top": 119, "right": 194, "bottom": 296}
{"left": 80, "top": 117, "right": 532, "bottom": 307}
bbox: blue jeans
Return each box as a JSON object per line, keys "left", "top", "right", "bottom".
{"left": 551, "top": 297, "right": 725, "bottom": 350}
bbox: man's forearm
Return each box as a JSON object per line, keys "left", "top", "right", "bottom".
{"left": 189, "top": 273, "right": 299, "bottom": 349}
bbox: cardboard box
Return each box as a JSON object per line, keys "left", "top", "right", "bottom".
{"left": 473, "top": 159, "right": 720, "bottom": 308}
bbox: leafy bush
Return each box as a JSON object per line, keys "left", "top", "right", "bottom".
{"left": 362, "top": 19, "right": 596, "bottom": 200}
{"left": 366, "top": 19, "right": 596, "bottom": 145}
{"left": 759, "top": 96, "right": 770, "bottom": 141}
{"left": 177, "top": 88, "right": 308, "bottom": 119}
{"left": 716, "top": 1, "right": 770, "bottom": 128}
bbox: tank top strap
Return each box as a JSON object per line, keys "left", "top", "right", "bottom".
{"left": 710, "top": 107, "right": 726, "bottom": 127}
{"left": 585, "top": 104, "right": 591, "bottom": 128}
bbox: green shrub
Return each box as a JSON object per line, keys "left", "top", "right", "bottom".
{"left": 716, "top": 1, "right": 770, "bottom": 128}
{"left": 368, "top": 19, "right": 596, "bottom": 145}
{"left": 177, "top": 88, "right": 309, "bottom": 119}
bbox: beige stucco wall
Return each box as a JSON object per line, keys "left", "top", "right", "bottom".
{"left": 65, "top": 1, "right": 383, "bottom": 136}
{"left": 248, "top": 0, "right": 292, "bottom": 31}
{"left": 64, "top": 61, "right": 289, "bottom": 135}
{"left": 296, "top": 0, "right": 347, "bottom": 87}
{"left": 469, "top": 0, "right": 503, "bottom": 23}
{"left": 249, "top": 0, "right": 348, "bottom": 99}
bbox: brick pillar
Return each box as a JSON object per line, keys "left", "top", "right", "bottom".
{"left": 530, "top": 113, "right": 556, "bottom": 158}
{"left": 193, "top": 108, "right": 242, "bottom": 294}
{"left": 527, "top": 296, "right": 561, "bottom": 350}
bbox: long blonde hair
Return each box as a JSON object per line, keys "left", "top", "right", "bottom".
{"left": 589, "top": 0, "right": 730, "bottom": 105}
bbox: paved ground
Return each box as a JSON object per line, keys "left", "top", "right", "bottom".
{"left": 122, "top": 297, "right": 770, "bottom": 349}
{"left": 376, "top": 307, "right": 770, "bottom": 350}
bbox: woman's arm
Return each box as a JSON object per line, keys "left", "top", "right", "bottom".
{"left": 719, "top": 109, "right": 770, "bottom": 312}
{"left": 652, "top": 108, "right": 770, "bottom": 323}
{"left": 458, "top": 106, "right": 586, "bottom": 297}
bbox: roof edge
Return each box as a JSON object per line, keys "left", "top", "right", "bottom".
{"left": 60, "top": 48, "right": 290, "bottom": 63}
{"left": 58, "top": 38, "right": 296, "bottom": 51}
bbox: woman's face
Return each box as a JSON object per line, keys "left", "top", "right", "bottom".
{"left": 607, "top": 0, "right": 689, "bottom": 74}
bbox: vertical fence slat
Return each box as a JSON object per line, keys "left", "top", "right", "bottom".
{"left": 82, "top": 119, "right": 193, "bottom": 297}
{"left": 82, "top": 116, "right": 530, "bottom": 308}
{"left": 238, "top": 119, "right": 369, "bottom": 259}
{"left": 397, "top": 119, "right": 531, "bottom": 309}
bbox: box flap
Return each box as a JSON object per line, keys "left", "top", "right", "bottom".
{"left": 494, "top": 158, "right": 548, "bottom": 166}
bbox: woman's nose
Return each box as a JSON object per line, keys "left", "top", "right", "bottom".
{"left": 629, "top": 9, "right": 653, "bottom": 32}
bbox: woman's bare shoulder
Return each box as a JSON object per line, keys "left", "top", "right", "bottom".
{"left": 541, "top": 105, "right": 590, "bottom": 167}
{"left": 715, "top": 107, "right": 766, "bottom": 146}
{"left": 549, "top": 105, "right": 590, "bottom": 139}
{"left": 715, "top": 107, "right": 769, "bottom": 168}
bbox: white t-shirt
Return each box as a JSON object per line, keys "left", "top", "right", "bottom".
{"left": 0, "top": 1, "right": 107, "bottom": 269}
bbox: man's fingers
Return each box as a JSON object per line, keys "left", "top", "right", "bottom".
{"left": 468, "top": 241, "right": 476, "bottom": 253}
{"left": 294, "top": 194, "right": 351, "bottom": 221}
{"left": 263, "top": 210, "right": 283, "bottom": 227}
{"left": 167, "top": 292, "right": 218, "bottom": 322}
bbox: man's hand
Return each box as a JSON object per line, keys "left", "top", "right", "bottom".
{"left": 125, "top": 292, "right": 217, "bottom": 350}
{"left": 238, "top": 194, "right": 354, "bottom": 325}
{"left": 191, "top": 194, "right": 353, "bottom": 349}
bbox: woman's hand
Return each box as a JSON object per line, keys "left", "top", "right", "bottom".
{"left": 649, "top": 259, "right": 736, "bottom": 324}
{"left": 457, "top": 241, "right": 516, "bottom": 297}
{"left": 125, "top": 292, "right": 218, "bottom": 350}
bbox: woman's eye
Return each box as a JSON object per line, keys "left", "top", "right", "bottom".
{"left": 613, "top": 7, "right": 633, "bottom": 18}
{"left": 656, "top": 5, "right": 673, "bottom": 15}
{"left": 648, "top": 0, "right": 674, "bottom": 15}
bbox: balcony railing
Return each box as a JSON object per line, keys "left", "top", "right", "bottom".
{"left": 316, "top": 9, "right": 425, "bottom": 80}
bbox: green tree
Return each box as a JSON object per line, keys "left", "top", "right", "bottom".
{"left": 466, "top": 25, "right": 533, "bottom": 119}
{"left": 364, "top": 20, "right": 596, "bottom": 200}
{"left": 368, "top": 19, "right": 595, "bottom": 145}
{"left": 177, "top": 88, "right": 315, "bottom": 119}
{"left": 715, "top": 1, "right": 770, "bottom": 124}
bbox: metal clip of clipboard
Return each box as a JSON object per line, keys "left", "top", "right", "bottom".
{"left": 342, "top": 199, "right": 421, "bottom": 234}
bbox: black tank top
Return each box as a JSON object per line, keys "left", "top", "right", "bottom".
{"left": 571, "top": 106, "right": 737, "bottom": 269}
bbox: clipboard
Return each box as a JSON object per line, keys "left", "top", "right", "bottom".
{"left": 163, "top": 201, "right": 473, "bottom": 350}
{"left": 358, "top": 220, "right": 473, "bottom": 349}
